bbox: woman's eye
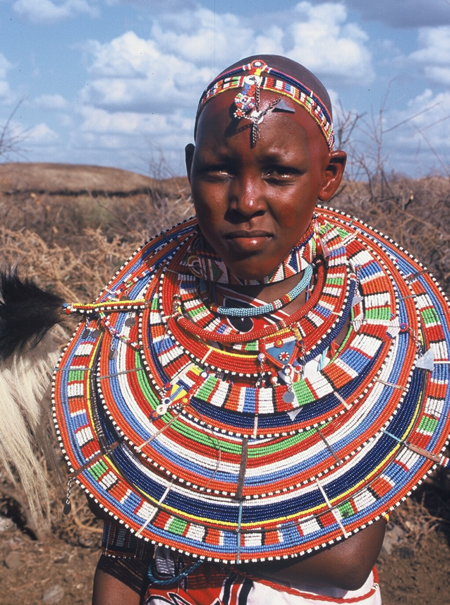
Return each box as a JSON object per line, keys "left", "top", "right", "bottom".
{"left": 201, "top": 165, "right": 232, "bottom": 180}
{"left": 210, "top": 166, "right": 230, "bottom": 174}
{"left": 265, "top": 166, "right": 299, "bottom": 180}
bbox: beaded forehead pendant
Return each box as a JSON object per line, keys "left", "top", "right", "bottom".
{"left": 232, "top": 59, "right": 282, "bottom": 147}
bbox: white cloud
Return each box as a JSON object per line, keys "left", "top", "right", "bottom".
{"left": 0, "top": 81, "right": 15, "bottom": 107}
{"left": 343, "top": 0, "right": 450, "bottom": 29}
{"left": 362, "top": 88, "right": 450, "bottom": 176}
{"left": 12, "top": 0, "right": 99, "bottom": 24}
{"left": 327, "top": 83, "right": 450, "bottom": 178}
{"left": 0, "top": 82, "right": 11, "bottom": 99}
{"left": 80, "top": 31, "right": 212, "bottom": 113}
{"left": 78, "top": 105, "right": 193, "bottom": 137}
{"left": 287, "top": 2, "right": 374, "bottom": 85}
{"left": 409, "top": 27, "right": 450, "bottom": 85}
{"left": 109, "top": 0, "right": 450, "bottom": 29}
{"left": 0, "top": 119, "right": 59, "bottom": 160}
{"left": 34, "top": 93, "right": 69, "bottom": 110}
{"left": 147, "top": 3, "right": 373, "bottom": 85}
{"left": 105, "top": 0, "right": 194, "bottom": 10}
{"left": 389, "top": 88, "right": 450, "bottom": 147}
{"left": 0, "top": 54, "right": 12, "bottom": 80}
{"left": 27, "top": 122, "right": 60, "bottom": 145}
{"left": 150, "top": 8, "right": 283, "bottom": 66}
{"left": 423, "top": 66, "right": 450, "bottom": 86}
{"left": 77, "top": 104, "right": 193, "bottom": 172}
{"left": 86, "top": 31, "right": 157, "bottom": 78}
{"left": 0, "top": 54, "right": 14, "bottom": 104}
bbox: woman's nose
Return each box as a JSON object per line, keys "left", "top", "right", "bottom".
{"left": 228, "top": 175, "right": 265, "bottom": 217}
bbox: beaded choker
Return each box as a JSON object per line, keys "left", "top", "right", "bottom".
{"left": 205, "top": 263, "right": 313, "bottom": 317}
{"left": 54, "top": 210, "right": 450, "bottom": 564}
{"left": 188, "top": 221, "right": 316, "bottom": 286}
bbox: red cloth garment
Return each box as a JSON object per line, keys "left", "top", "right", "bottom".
{"left": 101, "top": 519, "right": 384, "bottom": 604}
{"left": 144, "top": 562, "right": 381, "bottom": 605}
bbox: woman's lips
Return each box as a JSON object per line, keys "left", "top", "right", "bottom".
{"left": 225, "top": 230, "right": 272, "bottom": 253}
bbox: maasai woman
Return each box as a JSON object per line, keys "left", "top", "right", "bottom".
{"left": 90, "top": 55, "right": 385, "bottom": 605}
{"left": 2, "top": 54, "right": 450, "bottom": 605}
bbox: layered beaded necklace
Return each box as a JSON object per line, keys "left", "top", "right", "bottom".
{"left": 54, "top": 209, "right": 450, "bottom": 565}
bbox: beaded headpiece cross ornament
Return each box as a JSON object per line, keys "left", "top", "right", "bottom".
{"left": 231, "top": 59, "right": 282, "bottom": 147}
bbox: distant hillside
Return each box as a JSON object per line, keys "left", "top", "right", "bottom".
{"left": 0, "top": 162, "right": 188, "bottom": 196}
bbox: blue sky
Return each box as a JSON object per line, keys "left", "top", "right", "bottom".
{"left": 1, "top": 0, "right": 450, "bottom": 178}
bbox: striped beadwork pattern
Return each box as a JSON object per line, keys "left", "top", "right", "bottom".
{"left": 53, "top": 210, "right": 450, "bottom": 564}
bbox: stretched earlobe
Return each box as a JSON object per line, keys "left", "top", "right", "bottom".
{"left": 318, "top": 150, "right": 347, "bottom": 202}
{"left": 185, "top": 144, "right": 195, "bottom": 183}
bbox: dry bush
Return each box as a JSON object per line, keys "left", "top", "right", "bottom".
{"left": 0, "top": 181, "right": 193, "bottom": 299}
{"left": 333, "top": 103, "right": 450, "bottom": 292}
{"left": 331, "top": 176, "right": 450, "bottom": 293}
{"left": 390, "top": 496, "right": 441, "bottom": 547}
{"left": 389, "top": 477, "right": 450, "bottom": 548}
{"left": 0, "top": 227, "right": 137, "bottom": 301}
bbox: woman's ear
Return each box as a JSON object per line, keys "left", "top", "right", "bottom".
{"left": 318, "top": 150, "right": 347, "bottom": 202}
{"left": 185, "top": 144, "right": 195, "bottom": 183}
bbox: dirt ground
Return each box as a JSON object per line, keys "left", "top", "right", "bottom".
{"left": 0, "top": 529, "right": 99, "bottom": 604}
{"left": 1, "top": 505, "right": 449, "bottom": 604}
{"left": 377, "top": 527, "right": 450, "bottom": 604}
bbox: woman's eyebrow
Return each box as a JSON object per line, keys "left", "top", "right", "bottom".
{"left": 257, "top": 149, "right": 298, "bottom": 163}
{"left": 198, "top": 147, "right": 237, "bottom": 162}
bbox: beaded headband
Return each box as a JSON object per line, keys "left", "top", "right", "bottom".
{"left": 197, "top": 59, "right": 335, "bottom": 150}
{"left": 53, "top": 209, "right": 450, "bottom": 564}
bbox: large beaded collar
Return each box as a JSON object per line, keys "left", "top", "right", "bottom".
{"left": 53, "top": 207, "right": 450, "bottom": 564}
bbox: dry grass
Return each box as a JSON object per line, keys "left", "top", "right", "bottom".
{"left": 0, "top": 179, "right": 193, "bottom": 300}
{"left": 332, "top": 176, "right": 450, "bottom": 293}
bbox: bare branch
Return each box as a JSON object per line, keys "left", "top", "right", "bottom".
{"left": 0, "top": 99, "right": 31, "bottom": 161}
